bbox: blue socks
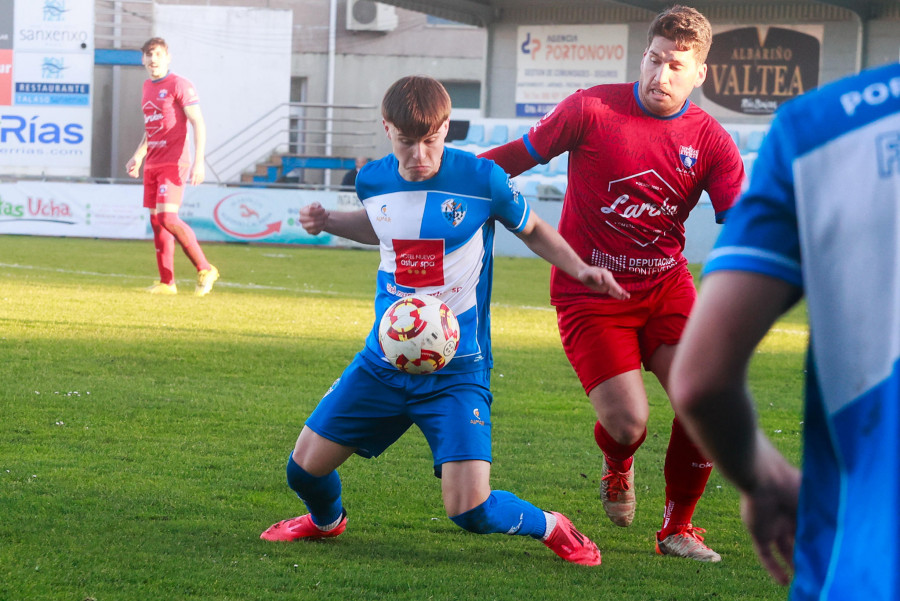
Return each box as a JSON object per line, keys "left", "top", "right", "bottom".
{"left": 449, "top": 490, "right": 548, "bottom": 538}
{"left": 285, "top": 454, "right": 547, "bottom": 539}
{"left": 285, "top": 453, "right": 343, "bottom": 528}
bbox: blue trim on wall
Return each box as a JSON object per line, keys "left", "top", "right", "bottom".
{"left": 95, "top": 49, "right": 143, "bottom": 66}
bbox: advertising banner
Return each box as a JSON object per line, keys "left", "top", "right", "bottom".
{"left": 515, "top": 25, "right": 627, "bottom": 117}
{"left": 0, "top": 182, "right": 718, "bottom": 263}
{"left": 0, "top": 0, "right": 94, "bottom": 176}
{"left": 0, "top": 181, "right": 147, "bottom": 239}
{"left": 0, "top": 1, "right": 12, "bottom": 105}
{"left": 0, "top": 183, "right": 370, "bottom": 249}
{"left": 702, "top": 25, "right": 822, "bottom": 116}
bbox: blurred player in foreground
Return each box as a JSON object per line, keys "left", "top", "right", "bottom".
{"left": 670, "top": 61, "right": 900, "bottom": 599}
{"left": 481, "top": 5, "right": 744, "bottom": 561}
{"left": 260, "top": 75, "right": 629, "bottom": 565}
{"left": 126, "top": 37, "right": 219, "bottom": 297}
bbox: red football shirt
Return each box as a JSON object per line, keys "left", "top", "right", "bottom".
{"left": 140, "top": 72, "right": 199, "bottom": 167}
{"left": 526, "top": 82, "right": 744, "bottom": 299}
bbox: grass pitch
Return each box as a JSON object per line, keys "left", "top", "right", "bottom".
{"left": 0, "top": 235, "right": 807, "bottom": 601}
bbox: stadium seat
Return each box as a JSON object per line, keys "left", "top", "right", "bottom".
{"left": 459, "top": 123, "right": 485, "bottom": 146}
{"left": 522, "top": 179, "right": 540, "bottom": 199}
{"left": 484, "top": 124, "right": 509, "bottom": 146}
{"left": 554, "top": 153, "right": 569, "bottom": 175}
{"left": 526, "top": 162, "right": 550, "bottom": 176}
{"left": 513, "top": 125, "right": 531, "bottom": 141}
{"left": 744, "top": 130, "right": 766, "bottom": 154}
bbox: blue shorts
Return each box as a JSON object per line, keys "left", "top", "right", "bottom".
{"left": 305, "top": 353, "right": 493, "bottom": 474}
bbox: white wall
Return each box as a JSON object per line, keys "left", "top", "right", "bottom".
{"left": 152, "top": 5, "right": 293, "bottom": 182}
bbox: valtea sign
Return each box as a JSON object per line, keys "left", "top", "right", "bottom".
{"left": 703, "top": 25, "right": 822, "bottom": 115}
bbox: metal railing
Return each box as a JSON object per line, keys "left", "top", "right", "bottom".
{"left": 205, "top": 102, "right": 379, "bottom": 185}
{"left": 94, "top": 0, "right": 153, "bottom": 49}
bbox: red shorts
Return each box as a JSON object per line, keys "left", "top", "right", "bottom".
{"left": 143, "top": 164, "right": 189, "bottom": 209}
{"left": 556, "top": 267, "right": 697, "bottom": 394}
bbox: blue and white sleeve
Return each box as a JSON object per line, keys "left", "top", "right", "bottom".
{"left": 489, "top": 163, "right": 531, "bottom": 233}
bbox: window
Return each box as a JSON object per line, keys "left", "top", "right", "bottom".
{"left": 442, "top": 81, "right": 481, "bottom": 110}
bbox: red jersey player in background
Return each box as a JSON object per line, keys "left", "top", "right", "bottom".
{"left": 481, "top": 5, "right": 744, "bottom": 562}
{"left": 126, "top": 37, "right": 219, "bottom": 297}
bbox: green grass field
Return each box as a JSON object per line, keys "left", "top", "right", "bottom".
{"left": 0, "top": 235, "right": 807, "bottom": 601}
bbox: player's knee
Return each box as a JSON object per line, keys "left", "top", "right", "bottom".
{"left": 156, "top": 211, "right": 182, "bottom": 230}
{"left": 449, "top": 492, "right": 510, "bottom": 534}
{"left": 605, "top": 419, "right": 648, "bottom": 446}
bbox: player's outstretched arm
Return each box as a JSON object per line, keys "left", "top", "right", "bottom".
{"left": 299, "top": 202, "right": 378, "bottom": 245}
{"left": 515, "top": 212, "right": 629, "bottom": 300}
{"left": 479, "top": 138, "right": 536, "bottom": 178}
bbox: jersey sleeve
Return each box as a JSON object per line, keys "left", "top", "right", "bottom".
{"left": 478, "top": 138, "right": 534, "bottom": 177}
{"left": 489, "top": 163, "right": 531, "bottom": 233}
{"left": 174, "top": 76, "right": 200, "bottom": 108}
{"left": 524, "top": 91, "right": 585, "bottom": 164}
{"left": 703, "top": 113, "right": 803, "bottom": 288}
{"left": 705, "top": 127, "right": 746, "bottom": 223}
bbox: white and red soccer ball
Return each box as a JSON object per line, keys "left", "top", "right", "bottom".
{"left": 378, "top": 294, "right": 460, "bottom": 374}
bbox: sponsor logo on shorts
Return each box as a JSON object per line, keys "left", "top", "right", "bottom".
{"left": 469, "top": 407, "right": 485, "bottom": 426}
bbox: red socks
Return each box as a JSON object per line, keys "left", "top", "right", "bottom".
{"left": 593, "top": 421, "right": 646, "bottom": 473}
{"left": 659, "top": 417, "right": 713, "bottom": 538}
{"left": 150, "top": 213, "right": 175, "bottom": 285}
{"left": 157, "top": 212, "right": 211, "bottom": 272}
{"left": 593, "top": 418, "right": 713, "bottom": 538}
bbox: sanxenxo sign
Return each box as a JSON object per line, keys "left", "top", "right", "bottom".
{"left": 3, "top": 0, "right": 94, "bottom": 176}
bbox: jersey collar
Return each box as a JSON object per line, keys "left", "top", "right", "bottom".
{"left": 632, "top": 81, "right": 691, "bottom": 120}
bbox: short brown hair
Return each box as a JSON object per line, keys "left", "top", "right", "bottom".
{"left": 381, "top": 76, "right": 451, "bottom": 138}
{"left": 141, "top": 37, "right": 168, "bottom": 54}
{"left": 647, "top": 5, "right": 712, "bottom": 63}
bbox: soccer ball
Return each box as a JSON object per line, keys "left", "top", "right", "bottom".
{"left": 378, "top": 294, "right": 460, "bottom": 374}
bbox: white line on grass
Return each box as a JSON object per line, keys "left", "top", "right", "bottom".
{"left": 0, "top": 262, "right": 341, "bottom": 295}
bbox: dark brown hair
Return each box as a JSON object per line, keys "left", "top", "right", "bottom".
{"left": 647, "top": 5, "right": 712, "bottom": 63}
{"left": 141, "top": 37, "right": 168, "bottom": 55}
{"left": 381, "top": 76, "right": 451, "bottom": 138}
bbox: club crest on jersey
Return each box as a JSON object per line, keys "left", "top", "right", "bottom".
{"left": 679, "top": 145, "right": 699, "bottom": 169}
{"left": 157, "top": 90, "right": 168, "bottom": 99}
{"left": 441, "top": 198, "right": 467, "bottom": 227}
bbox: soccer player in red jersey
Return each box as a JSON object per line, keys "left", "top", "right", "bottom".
{"left": 126, "top": 37, "right": 219, "bottom": 297}
{"left": 481, "top": 5, "right": 745, "bottom": 562}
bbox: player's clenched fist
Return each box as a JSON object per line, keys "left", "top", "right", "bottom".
{"left": 299, "top": 202, "right": 329, "bottom": 235}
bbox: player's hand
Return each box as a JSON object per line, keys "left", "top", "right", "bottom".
{"left": 299, "top": 202, "right": 329, "bottom": 235}
{"left": 741, "top": 449, "right": 800, "bottom": 586}
{"left": 577, "top": 266, "right": 630, "bottom": 300}
{"left": 189, "top": 163, "right": 205, "bottom": 185}
{"left": 125, "top": 157, "right": 141, "bottom": 178}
